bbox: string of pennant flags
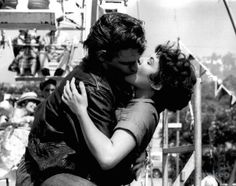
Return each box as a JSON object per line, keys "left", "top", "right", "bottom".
{"left": 178, "top": 38, "right": 236, "bottom": 107}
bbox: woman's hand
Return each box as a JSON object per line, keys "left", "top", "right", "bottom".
{"left": 62, "top": 77, "right": 88, "bottom": 115}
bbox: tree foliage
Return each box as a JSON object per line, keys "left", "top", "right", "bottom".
{"left": 166, "top": 59, "right": 236, "bottom": 184}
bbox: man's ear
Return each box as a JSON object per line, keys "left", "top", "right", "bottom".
{"left": 97, "top": 50, "right": 107, "bottom": 62}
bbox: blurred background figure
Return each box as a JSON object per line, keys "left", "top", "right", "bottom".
{"left": 39, "top": 78, "right": 57, "bottom": 99}
{"left": 8, "top": 29, "right": 40, "bottom": 76}
{"left": 39, "top": 30, "right": 71, "bottom": 76}
{"left": 0, "top": 93, "right": 15, "bottom": 126}
{"left": 0, "top": 99, "right": 14, "bottom": 125}
{"left": 201, "top": 175, "right": 220, "bottom": 186}
{"left": 0, "top": 91, "right": 40, "bottom": 177}
{"left": 10, "top": 91, "right": 40, "bottom": 128}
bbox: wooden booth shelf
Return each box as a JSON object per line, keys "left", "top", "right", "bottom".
{"left": 15, "top": 76, "right": 63, "bottom": 82}
{"left": 0, "top": 9, "right": 56, "bottom": 30}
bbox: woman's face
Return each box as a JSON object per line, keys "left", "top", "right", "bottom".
{"left": 125, "top": 55, "right": 159, "bottom": 89}
{"left": 25, "top": 101, "right": 38, "bottom": 114}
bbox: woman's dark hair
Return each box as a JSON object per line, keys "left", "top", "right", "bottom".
{"left": 82, "top": 12, "right": 146, "bottom": 70}
{"left": 150, "top": 41, "right": 196, "bottom": 112}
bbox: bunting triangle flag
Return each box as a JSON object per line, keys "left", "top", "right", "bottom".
{"left": 200, "top": 64, "right": 207, "bottom": 77}
{"left": 215, "top": 81, "right": 222, "bottom": 97}
{"left": 188, "top": 54, "right": 195, "bottom": 61}
{"left": 216, "top": 85, "right": 229, "bottom": 100}
{"left": 179, "top": 38, "right": 236, "bottom": 107}
{"left": 230, "top": 95, "right": 236, "bottom": 107}
{"left": 215, "top": 84, "right": 222, "bottom": 98}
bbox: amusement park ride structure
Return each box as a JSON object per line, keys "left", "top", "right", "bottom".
{"left": 0, "top": 0, "right": 128, "bottom": 82}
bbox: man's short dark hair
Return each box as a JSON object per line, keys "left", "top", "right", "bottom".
{"left": 40, "top": 78, "right": 57, "bottom": 91}
{"left": 83, "top": 12, "right": 146, "bottom": 68}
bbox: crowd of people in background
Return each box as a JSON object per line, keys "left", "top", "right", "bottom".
{"left": 0, "top": 78, "right": 57, "bottom": 126}
{"left": 0, "top": 78, "right": 57, "bottom": 177}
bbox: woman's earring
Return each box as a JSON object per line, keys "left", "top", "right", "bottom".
{"left": 151, "top": 83, "right": 162, "bottom": 91}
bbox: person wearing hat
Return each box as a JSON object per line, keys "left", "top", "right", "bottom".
{"left": 0, "top": 92, "right": 41, "bottom": 173}
{"left": 40, "top": 78, "right": 57, "bottom": 99}
{"left": 10, "top": 92, "right": 40, "bottom": 127}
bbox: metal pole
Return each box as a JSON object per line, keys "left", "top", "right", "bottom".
{"left": 222, "top": 0, "right": 236, "bottom": 36}
{"left": 136, "top": 0, "right": 140, "bottom": 19}
{"left": 145, "top": 163, "right": 149, "bottom": 186}
{"left": 148, "top": 142, "right": 154, "bottom": 186}
{"left": 91, "top": 0, "right": 98, "bottom": 27}
{"left": 162, "top": 110, "right": 169, "bottom": 186}
{"left": 194, "top": 73, "right": 202, "bottom": 185}
{"left": 176, "top": 111, "right": 180, "bottom": 178}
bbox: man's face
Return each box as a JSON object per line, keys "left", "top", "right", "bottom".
{"left": 106, "top": 49, "right": 141, "bottom": 76}
{"left": 42, "top": 84, "right": 56, "bottom": 98}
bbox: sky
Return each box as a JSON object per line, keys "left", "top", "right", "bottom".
{"left": 127, "top": 0, "right": 236, "bottom": 57}
{"left": 1, "top": 0, "right": 236, "bottom": 84}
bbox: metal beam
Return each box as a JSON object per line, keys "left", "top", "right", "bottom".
{"left": 194, "top": 76, "right": 202, "bottom": 186}
{"left": 173, "top": 152, "right": 195, "bottom": 186}
{"left": 222, "top": 0, "right": 236, "bottom": 37}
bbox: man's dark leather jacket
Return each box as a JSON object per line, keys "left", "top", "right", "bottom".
{"left": 16, "top": 64, "right": 134, "bottom": 186}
